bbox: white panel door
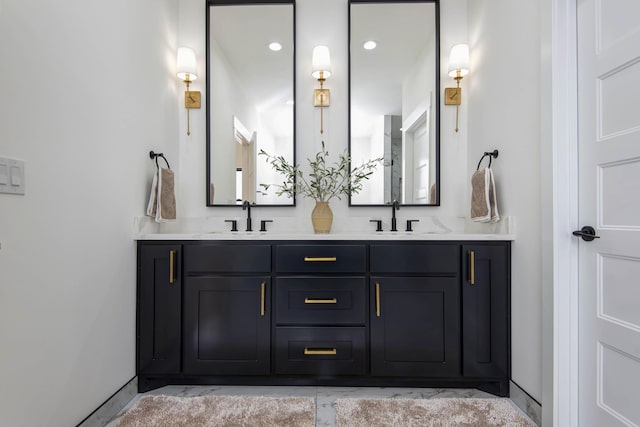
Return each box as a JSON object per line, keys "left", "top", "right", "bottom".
{"left": 578, "top": 0, "right": 640, "bottom": 425}
{"left": 410, "top": 120, "right": 428, "bottom": 204}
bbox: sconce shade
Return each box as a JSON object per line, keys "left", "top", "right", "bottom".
{"left": 312, "top": 45, "right": 332, "bottom": 79}
{"left": 176, "top": 47, "right": 198, "bottom": 81}
{"left": 447, "top": 44, "right": 469, "bottom": 77}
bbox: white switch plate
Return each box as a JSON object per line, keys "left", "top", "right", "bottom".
{"left": 0, "top": 157, "right": 25, "bottom": 195}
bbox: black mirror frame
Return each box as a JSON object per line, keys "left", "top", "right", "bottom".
{"left": 205, "top": 0, "right": 297, "bottom": 207}
{"left": 347, "top": 0, "right": 440, "bottom": 207}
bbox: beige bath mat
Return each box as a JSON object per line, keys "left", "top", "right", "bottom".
{"left": 335, "top": 397, "right": 535, "bottom": 427}
{"left": 116, "top": 394, "right": 315, "bottom": 427}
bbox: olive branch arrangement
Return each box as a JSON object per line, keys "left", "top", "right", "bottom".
{"left": 259, "top": 142, "right": 381, "bottom": 202}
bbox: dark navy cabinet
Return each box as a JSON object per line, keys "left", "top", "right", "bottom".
{"left": 461, "top": 243, "right": 510, "bottom": 395}
{"left": 370, "top": 276, "right": 460, "bottom": 377}
{"left": 137, "top": 239, "right": 511, "bottom": 396}
{"left": 137, "top": 244, "right": 182, "bottom": 376}
{"left": 182, "top": 244, "right": 271, "bottom": 376}
{"left": 274, "top": 244, "right": 367, "bottom": 376}
{"left": 370, "top": 243, "right": 461, "bottom": 378}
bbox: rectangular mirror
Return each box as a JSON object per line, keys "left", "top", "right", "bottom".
{"left": 207, "top": 0, "right": 295, "bottom": 206}
{"left": 349, "top": 0, "right": 439, "bottom": 206}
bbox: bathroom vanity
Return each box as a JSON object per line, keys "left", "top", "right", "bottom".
{"left": 136, "top": 234, "right": 511, "bottom": 397}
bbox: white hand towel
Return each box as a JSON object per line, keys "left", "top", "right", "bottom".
{"left": 471, "top": 167, "right": 500, "bottom": 223}
{"left": 146, "top": 172, "right": 158, "bottom": 218}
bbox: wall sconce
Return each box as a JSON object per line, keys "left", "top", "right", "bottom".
{"left": 445, "top": 44, "right": 470, "bottom": 133}
{"left": 312, "top": 45, "right": 332, "bottom": 134}
{"left": 176, "top": 47, "right": 200, "bottom": 136}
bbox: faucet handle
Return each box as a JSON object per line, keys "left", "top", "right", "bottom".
{"left": 369, "top": 219, "right": 383, "bottom": 232}
{"left": 260, "top": 220, "right": 273, "bottom": 232}
{"left": 224, "top": 219, "right": 238, "bottom": 232}
{"left": 406, "top": 219, "right": 419, "bottom": 232}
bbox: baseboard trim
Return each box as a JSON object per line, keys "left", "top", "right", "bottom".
{"left": 510, "top": 380, "right": 542, "bottom": 426}
{"left": 77, "top": 376, "right": 137, "bottom": 427}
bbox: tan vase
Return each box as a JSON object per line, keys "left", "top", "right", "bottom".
{"left": 311, "top": 201, "right": 333, "bottom": 234}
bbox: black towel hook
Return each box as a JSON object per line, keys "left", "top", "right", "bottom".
{"left": 149, "top": 150, "right": 171, "bottom": 170}
{"left": 476, "top": 149, "right": 499, "bottom": 170}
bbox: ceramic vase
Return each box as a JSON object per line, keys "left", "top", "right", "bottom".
{"left": 311, "top": 201, "right": 333, "bottom": 233}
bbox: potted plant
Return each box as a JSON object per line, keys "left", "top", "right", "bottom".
{"left": 259, "top": 142, "right": 381, "bottom": 233}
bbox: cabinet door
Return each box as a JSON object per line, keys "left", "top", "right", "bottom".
{"left": 461, "top": 244, "right": 510, "bottom": 378}
{"left": 138, "top": 244, "right": 182, "bottom": 374}
{"left": 370, "top": 277, "right": 460, "bottom": 377}
{"left": 183, "top": 276, "right": 270, "bottom": 375}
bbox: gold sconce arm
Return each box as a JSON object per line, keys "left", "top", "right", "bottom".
{"left": 445, "top": 70, "right": 464, "bottom": 133}
{"left": 446, "top": 44, "right": 470, "bottom": 133}
{"left": 176, "top": 47, "right": 200, "bottom": 136}
{"left": 314, "top": 74, "right": 330, "bottom": 134}
{"left": 312, "top": 46, "right": 332, "bottom": 135}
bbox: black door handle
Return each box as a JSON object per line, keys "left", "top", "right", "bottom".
{"left": 572, "top": 226, "right": 600, "bottom": 242}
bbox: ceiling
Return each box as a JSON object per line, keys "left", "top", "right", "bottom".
{"left": 350, "top": 2, "right": 436, "bottom": 138}
{"left": 210, "top": 4, "right": 294, "bottom": 138}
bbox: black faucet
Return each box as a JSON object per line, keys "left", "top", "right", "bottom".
{"left": 242, "top": 200, "right": 252, "bottom": 232}
{"left": 390, "top": 200, "right": 400, "bottom": 231}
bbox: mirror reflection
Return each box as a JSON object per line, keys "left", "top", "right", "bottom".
{"left": 349, "top": 0, "right": 439, "bottom": 206}
{"left": 207, "top": 1, "right": 295, "bottom": 206}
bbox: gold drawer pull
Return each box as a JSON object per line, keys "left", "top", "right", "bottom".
{"left": 260, "top": 282, "right": 266, "bottom": 316}
{"left": 304, "top": 257, "right": 337, "bottom": 262}
{"left": 469, "top": 251, "right": 475, "bottom": 285}
{"left": 375, "top": 282, "right": 381, "bottom": 317}
{"left": 304, "top": 348, "right": 337, "bottom": 355}
{"left": 169, "top": 250, "right": 176, "bottom": 284}
{"left": 304, "top": 298, "right": 337, "bottom": 304}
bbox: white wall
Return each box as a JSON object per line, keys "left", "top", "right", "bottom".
{"left": 467, "top": 0, "right": 543, "bottom": 402}
{"left": 178, "top": 2, "right": 547, "bottom": 402}
{"left": 0, "top": 1, "right": 178, "bottom": 426}
{"left": 0, "top": 2, "right": 547, "bottom": 424}
{"left": 178, "top": 0, "right": 471, "bottom": 226}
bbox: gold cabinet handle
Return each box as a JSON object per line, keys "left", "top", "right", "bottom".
{"left": 469, "top": 250, "right": 475, "bottom": 285}
{"left": 375, "top": 282, "right": 381, "bottom": 317}
{"left": 169, "top": 250, "right": 176, "bottom": 284}
{"left": 304, "top": 348, "right": 337, "bottom": 355}
{"left": 304, "top": 298, "right": 337, "bottom": 304}
{"left": 260, "top": 282, "right": 266, "bottom": 316}
{"left": 304, "top": 257, "right": 337, "bottom": 262}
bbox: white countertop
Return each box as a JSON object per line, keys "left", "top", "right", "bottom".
{"left": 134, "top": 216, "right": 516, "bottom": 241}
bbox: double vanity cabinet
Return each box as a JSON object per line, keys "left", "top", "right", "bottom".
{"left": 137, "top": 238, "right": 511, "bottom": 396}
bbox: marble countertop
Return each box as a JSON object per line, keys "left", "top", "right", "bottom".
{"left": 133, "top": 216, "right": 516, "bottom": 241}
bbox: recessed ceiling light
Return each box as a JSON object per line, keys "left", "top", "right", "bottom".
{"left": 269, "top": 42, "right": 282, "bottom": 51}
{"left": 363, "top": 40, "right": 377, "bottom": 50}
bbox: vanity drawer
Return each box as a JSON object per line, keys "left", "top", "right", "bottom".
{"left": 274, "top": 327, "right": 366, "bottom": 375}
{"left": 275, "top": 244, "right": 366, "bottom": 273}
{"left": 275, "top": 277, "right": 366, "bottom": 325}
{"left": 370, "top": 244, "right": 459, "bottom": 274}
{"left": 184, "top": 244, "right": 271, "bottom": 273}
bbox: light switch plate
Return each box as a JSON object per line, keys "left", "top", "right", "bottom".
{"left": 0, "top": 157, "right": 25, "bottom": 195}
